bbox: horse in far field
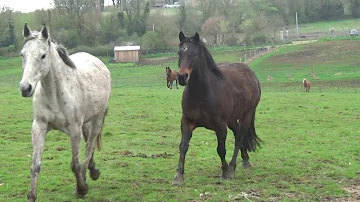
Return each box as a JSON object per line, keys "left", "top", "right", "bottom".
{"left": 165, "top": 66, "right": 178, "bottom": 89}
{"left": 303, "top": 78, "right": 311, "bottom": 92}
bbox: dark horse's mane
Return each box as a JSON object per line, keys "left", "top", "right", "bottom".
{"left": 24, "top": 31, "right": 76, "bottom": 69}
{"left": 182, "top": 38, "right": 224, "bottom": 79}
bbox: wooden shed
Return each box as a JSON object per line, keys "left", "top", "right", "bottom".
{"left": 114, "top": 46, "right": 140, "bottom": 63}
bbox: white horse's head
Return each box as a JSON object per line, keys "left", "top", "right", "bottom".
{"left": 19, "top": 23, "right": 51, "bottom": 97}
{"left": 302, "top": 78, "right": 306, "bottom": 84}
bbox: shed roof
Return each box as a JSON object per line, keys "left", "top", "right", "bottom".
{"left": 114, "top": 46, "right": 141, "bottom": 51}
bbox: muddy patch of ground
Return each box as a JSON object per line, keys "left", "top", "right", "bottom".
{"left": 269, "top": 41, "right": 360, "bottom": 67}
{"left": 139, "top": 57, "right": 177, "bottom": 65}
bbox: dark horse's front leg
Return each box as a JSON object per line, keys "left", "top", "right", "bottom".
{"left": 215, "top": 123, "right": 230, "bottom": 179}
{"left": 173, "top": 117, "right": 194, "bottom": 185}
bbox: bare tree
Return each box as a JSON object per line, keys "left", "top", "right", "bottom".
{"left": 100, "top": 0, "right": 104, "bottom": 12}
{"left": 53, "top": 0, "right": 97, "bottom": 34}
{"left": 179, "top": 4, "right": 186, "bottom": 31}
{"left": 124, "top": 0, "right": 150, "bottom": 36}
{"left": 197, "top": 0, "right": 219, "bottom": 24}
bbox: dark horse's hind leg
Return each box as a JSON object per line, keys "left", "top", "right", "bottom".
{"left": 176, "top": 79, "right": 178, "bottom": 89}
{"left": 215, "top": 123, "right": 230, "bottom": 179}
{"left": 228, "top": 119, "right": 252, "bottom": 176}
{"left": 173, "top": 118, "right": 194, "bottom": 185}
{"left": 82, "top": 125, "right": 100, "bottom": 181}
{"left": 227, "top": 121, "right": 241, "bottom": 178}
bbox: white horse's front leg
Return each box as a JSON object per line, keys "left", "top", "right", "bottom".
{"left": 27, "top": 120, "right": 47, "bottom": 202}
{"left": 69, "top": 125, "right": 88, "bottom": 198}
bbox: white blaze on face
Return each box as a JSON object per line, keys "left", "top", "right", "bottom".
{"left": 303, "top": 78, "right": 306, "bottom": 84}
{"left": 183, "top": 45, "right": 187, "bottom": 52}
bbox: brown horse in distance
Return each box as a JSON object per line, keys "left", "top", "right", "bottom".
{"left": 173, "top": 31, "right": 261, "bottom": 185}
{"left": 166, "top": 67, "right": 178, "bottom": 89}
{"left": 303, "top": 78, "right": 311, "bottom": 92}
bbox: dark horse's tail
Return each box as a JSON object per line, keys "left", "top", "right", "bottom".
{"left": 241, "top": 112, "right": 261, "bottom": 152}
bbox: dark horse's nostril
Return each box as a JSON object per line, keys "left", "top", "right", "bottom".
{"left": 177, "top": 73, "right": 189, "bottom": 86}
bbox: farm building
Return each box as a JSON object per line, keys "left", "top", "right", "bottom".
{"left": 113, "top": 46, "right": 140, "bottom": 63}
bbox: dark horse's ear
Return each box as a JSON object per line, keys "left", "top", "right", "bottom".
{"left": 179, "top": 31, "right": 185, "bottom": 42}
{"left": 193, "top": 32, "right": 200, "bottom": 42}
{"left": 40, "top": 24, "right": 49, "bottom": 40}
{"left": 23, "top": 23, "right": 31, "bottom": 38}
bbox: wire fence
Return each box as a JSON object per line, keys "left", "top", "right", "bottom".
{"left": 3, "top": 73, "right": 360, "bottom": 93}
{"left": 3, "top": 31, "right": 360, "bottom": 93}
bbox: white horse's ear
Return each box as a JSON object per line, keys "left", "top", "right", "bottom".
{"left": 23, "top": 23, "right": 31, "bottom": 38}
{"left": 40, "top": 24, "right": 49, "bottom": 40}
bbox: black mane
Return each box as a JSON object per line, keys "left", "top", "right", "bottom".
{"left": 181, "top": 38, "right": 224, "bottom": 79}
{"left": 198, "top": 41, "right": 224, "bottom": 78}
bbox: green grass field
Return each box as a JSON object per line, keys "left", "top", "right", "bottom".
{"left": 1, "top": 38, "right": 360, "bottom": 201}
{"left": 1, "top": 87, "right": 359, "bottom": 201}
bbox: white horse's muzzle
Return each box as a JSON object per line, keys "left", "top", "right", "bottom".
{"left": 19, "top": 82, "right": 34, "bottom": 97}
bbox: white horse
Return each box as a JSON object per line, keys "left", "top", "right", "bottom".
{"left": 19, "top": 23, "right": 111, "bottom": 201}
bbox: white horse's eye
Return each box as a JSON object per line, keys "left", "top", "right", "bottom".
{"left": 20, "top": 53, "right": 23, "bottom": 57}
{"left": 41, "top": 54, "right": 46, "bottom": 59}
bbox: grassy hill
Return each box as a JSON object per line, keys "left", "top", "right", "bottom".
{"left": 250, "top": 37, "right": 360, "bottom": 92}
{"left": 296, "top": 18, "right": 360, "bottom": 33}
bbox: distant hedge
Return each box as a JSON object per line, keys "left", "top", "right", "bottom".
{"left": 69, "top": 45, "right": 114, "bottom": 57}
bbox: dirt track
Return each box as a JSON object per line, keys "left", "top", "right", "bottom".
{"left": 139, "top": 56, "right": 177, "bottom": 65}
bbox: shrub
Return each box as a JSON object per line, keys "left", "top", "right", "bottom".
{"left": 69, "top": 45, "right": 114, "bottom": 57}
{"left": 141, "top": 31, "right": 167, "bottom": 52}
{"left": 225, "top": 36, "right": 239, "bottom": 46}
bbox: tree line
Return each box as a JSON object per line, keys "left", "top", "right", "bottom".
{"left": 0, "top": 0, "right": 360, "bottom": 57}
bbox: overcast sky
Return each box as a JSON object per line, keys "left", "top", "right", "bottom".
{"left": 0, "top": 0, "right": 114, "bottom": 13}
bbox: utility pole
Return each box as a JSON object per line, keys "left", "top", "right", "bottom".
{"left": 296, "top": 12, "right": 299, "bottom": 36}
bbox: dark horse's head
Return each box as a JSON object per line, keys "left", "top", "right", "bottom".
{"left": 176, "top": 31, "right": 201, "bottom": 86}
{"left": 176, "top": 31, "right": 222, "bottom": 86}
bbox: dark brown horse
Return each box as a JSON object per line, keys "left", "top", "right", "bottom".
{"left": 173, "top": 31, "right": 261, "bottom": 185}
{"left": 303, "top": 78, "right": 311, "bottom": 92}
{"left": 166, "top": 66, "right": 178, "bottom": 89}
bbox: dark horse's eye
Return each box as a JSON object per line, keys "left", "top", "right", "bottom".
{"left": 41, "top": 54, "right": 46, "bottom": 59}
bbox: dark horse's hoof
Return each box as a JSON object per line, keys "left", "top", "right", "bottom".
{"left": 242, "top": 161, "right": 252, "bottom": 169}
{"left": 74, "top": 182, "right": 88, "bottom": 199}
{"left": 221, "top": 172, "right": 232, "bottom": 180}
{"left": 89, "top": 168, "right": 100, "bottom": 181}
{"left": 227, "top": 166, "right": 236, "bottom": 179}
{"left": 173, "top": 172, "right": 184, "bottom": 185}
{"left": 27, "top": 192, "right": 36, "bottom": 202}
